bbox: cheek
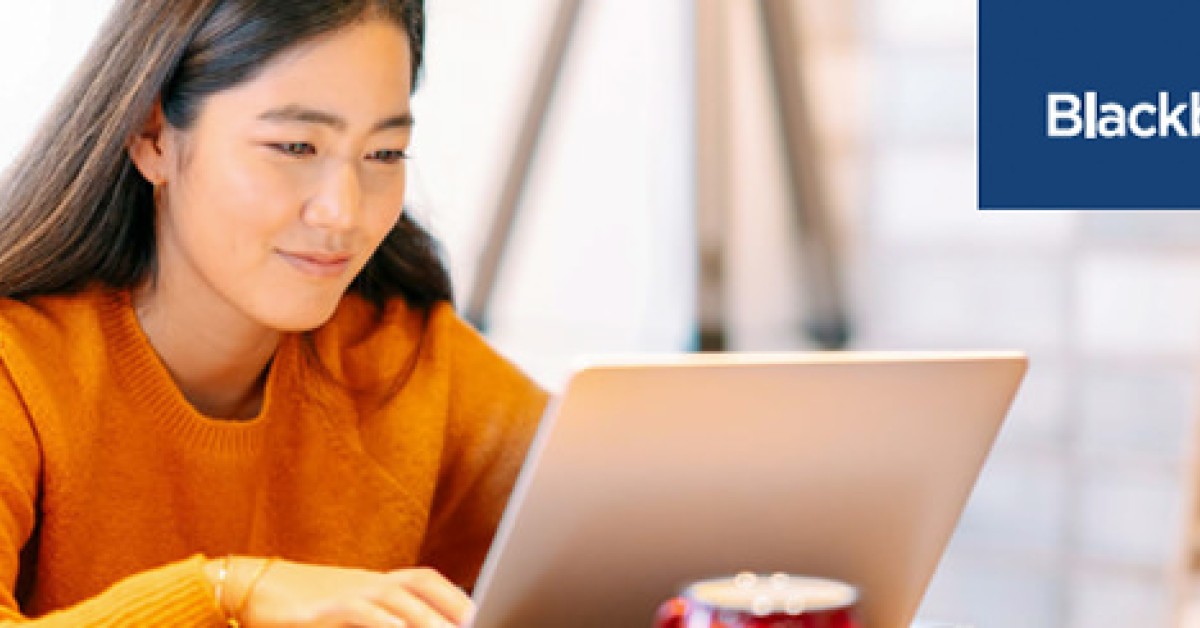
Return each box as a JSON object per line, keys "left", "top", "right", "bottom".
{"left": 362, "top": 171, "right": 407, "bottom": 240}
{"left": 181, "top": 150, "right": 300, "bottom": 253}
{"left": 363, "top": 197, "right": 405, "bottom": 243}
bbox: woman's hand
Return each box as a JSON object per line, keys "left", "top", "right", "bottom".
{"left": 207, "top": 557, "right": 474, "bottom": 627}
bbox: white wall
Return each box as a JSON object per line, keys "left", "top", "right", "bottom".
{"left": 413, "top": 0, "right": 696, "bottom": 388}
{"left": 0, "top": 2, "right": 115, "bottom": 168}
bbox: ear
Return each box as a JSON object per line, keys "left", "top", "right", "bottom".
{"left": 126, "top": 101, "right": 171, "bottom": 186}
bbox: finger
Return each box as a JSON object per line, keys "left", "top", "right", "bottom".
{"left": 327, "top": 599, "right": 407, "bottom": 628}
{"left": 389, "top": 568, "right": 473, "bottom": 623}
{"left": 372, "top": 588, "right": 455, "bottom": 628}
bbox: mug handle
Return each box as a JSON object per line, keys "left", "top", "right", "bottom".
{"left": 654, "top": 596, "right": 691, "bottom": 628}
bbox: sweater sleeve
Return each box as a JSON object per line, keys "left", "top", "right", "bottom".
{"left": 0, "top": 359, "right": 224, "bottom": 626}
{"left": 417, "top": 312, "right": 550, "bottom": 591}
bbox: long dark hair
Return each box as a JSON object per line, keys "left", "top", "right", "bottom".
{"left": 0, "top": 0, "right": 452, "bottom": 312}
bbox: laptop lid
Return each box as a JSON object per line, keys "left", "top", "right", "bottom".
{"left": 468, "top": 351, "right": 1028, "bottom": 628}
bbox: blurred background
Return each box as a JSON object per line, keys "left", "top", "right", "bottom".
{"left": 2, "top": 1, "right": 1198, "bottom": 626}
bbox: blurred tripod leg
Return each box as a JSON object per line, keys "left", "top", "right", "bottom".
{"left": 694, "top": 0, "right": 733, "bottom": 351}
{"left": 465, "top": 0, "right": 586, "bottom": 332}
{"left": 757, "top": 0, "right": 852, "bottom": 349}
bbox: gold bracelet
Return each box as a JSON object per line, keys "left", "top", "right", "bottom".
{"left": 228, "top": 557, "right": 277, "bottom": 628}
{"left": 213, "top": 555, "right": 233, "bottom": 621}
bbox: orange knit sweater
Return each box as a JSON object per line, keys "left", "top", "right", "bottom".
{"left": 0, "top": 285, "right": 549, "bottom": 625}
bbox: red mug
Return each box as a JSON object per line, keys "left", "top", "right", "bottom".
{"left": 654, "top": 573, "right": 862, "bottom": 628}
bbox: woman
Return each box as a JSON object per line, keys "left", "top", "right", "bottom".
{"left": 0, "top": 1, "right": 548, "bottom": 626}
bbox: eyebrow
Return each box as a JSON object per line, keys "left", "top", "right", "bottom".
{"left": 256, "top": 105, "right": 414, "bottom": 133}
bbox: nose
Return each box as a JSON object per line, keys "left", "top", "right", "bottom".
{"left": 303, "top": 161, "right": 360, "bottom": 232}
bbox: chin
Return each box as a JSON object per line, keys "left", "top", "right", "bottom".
{"left": 252, "top": 294, "right": 344, "bottom": 333}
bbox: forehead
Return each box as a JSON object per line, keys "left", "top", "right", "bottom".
{"left": 204, "top": 18, "right": 414, "bottom": 125}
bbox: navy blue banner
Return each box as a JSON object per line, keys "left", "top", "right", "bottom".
{"left": 979, "top": 0, "right": 1200, "bottom": 209}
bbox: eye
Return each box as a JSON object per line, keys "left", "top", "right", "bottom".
{"left": 368, "top": 149, "right": 409, "bottom": 164}
{"left": 270, "top": 142, "right": 316, "bottom": 157}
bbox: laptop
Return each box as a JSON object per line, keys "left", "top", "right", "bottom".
{"left": 467, "top": 351, "right": 1028, "bottom": 628}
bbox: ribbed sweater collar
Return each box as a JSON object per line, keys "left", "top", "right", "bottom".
{"left": 95, "top": 287, "right": 299, "bottom": 456}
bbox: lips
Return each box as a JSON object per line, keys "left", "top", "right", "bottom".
{"left": 277, "top": 250, "right": 353, "bottom": 278}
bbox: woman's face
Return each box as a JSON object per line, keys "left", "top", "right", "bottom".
{"left": 140, "top": 17, "right": 414, "bottom": 332}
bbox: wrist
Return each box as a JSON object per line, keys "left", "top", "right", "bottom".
{"left": 233, "top": 557, "right": 277, "bottom": 624}
{"left": 204, "top": 556, "right": 250, "bottom": 620}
